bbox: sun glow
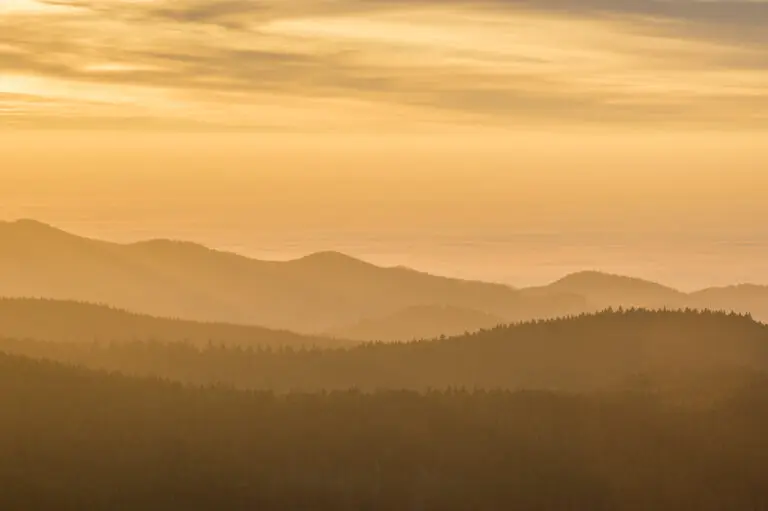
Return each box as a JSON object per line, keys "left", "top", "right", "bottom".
{"left": 0, "top": 0, "right": 77, "bottom": 13}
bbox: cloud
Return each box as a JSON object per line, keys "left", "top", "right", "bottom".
{"left": 1, "top": 0, "right": 767, "bottom": 131}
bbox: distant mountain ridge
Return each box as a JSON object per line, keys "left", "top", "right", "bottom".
{"left": 2, "top": 219, "right": 576, "bottom": 333}
{"left": 1, "top": 219, "right": 767, "bottom": 339}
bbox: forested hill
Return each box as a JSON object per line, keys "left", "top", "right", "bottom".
{"left": 0, "top": 298, "right": 352, "bottom": 349}
{"left": 2, "top": 350, "right": 768, "bottom": 510}
{"left": 3, "top": 308, "right": 765, "bottom": 393}
{"left": 325, "top": 304, "right": 505, "bottom": 341}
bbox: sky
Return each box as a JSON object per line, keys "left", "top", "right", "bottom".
{"left": 1, "top": 0, "right": 768, "bottom": 131}
{"left": 1, "top": 0, "right": 767, "bottom": 287}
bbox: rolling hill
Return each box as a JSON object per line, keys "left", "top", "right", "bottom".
{"left": 527, "top": 271, "right": 768, "bottom": 323}
{"left": 689, "top": 284, "right": 768, "bottom": 320}
{"left": 326, "top": 304, "right": 505, "bottom": 341}
{"left": 3, "top": 349, "right": 768, "bottom": 510}
{"left": 526, "top": 270, "right": 686, "bottom": 309}
{"left": 3, "top": 309, "right": 766, "bottom": 393}
{"left": 0, "top": 219, "right": 582, "bottom": 333}
{"left": 0, "top": 298, "right": 351, "bottom": 349}
{"left": 2, "top": 219, "right": 767, "bottom": 340}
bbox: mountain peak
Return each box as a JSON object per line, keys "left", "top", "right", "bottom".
{"left": 0, "top": 219, "right": 73, "bottom": 237}
{"left": 3, "top": 218, "right": 54, "bottom": 229}
{"left": 553, "top": 271, "right": 671, "bottom": 289}
{"left": 292, "top": 251, "right": 372, "bottom": 267}
{"left": 558, "top": 270, "right": 621, "bottom": 280}
{"left": 131, "top": 238, "right": 210, "bottom": 252}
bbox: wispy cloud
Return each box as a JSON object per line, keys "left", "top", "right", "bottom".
{"left": 1, "top": 0, "right": 767, "bottom": 131}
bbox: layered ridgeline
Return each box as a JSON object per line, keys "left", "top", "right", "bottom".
{"left": 3, "top": 308, "right": 768, "bottom": 508}
{"left": 524, "top": 271, "right": 768, "bottom": 322}
{"left": 0, "top": 220, "right": 584, "bottom": 335}
{"left": 2, "top": 219, "right": 768, "bottom": 340}
{"left": 3, "top": 308, "right": 766, "bottom": 393}
{"left": 0, "top": 298, "right": 351, "bottom": 349}
{"left": 2, "top": 350, "right": 768, "bottom": 510}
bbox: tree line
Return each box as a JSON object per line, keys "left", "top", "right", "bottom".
{"left": 2, "top": 308, "right": 765, "bottom": 393}
{"left": 1, "top": 352, "right": 768, "bottom": 510}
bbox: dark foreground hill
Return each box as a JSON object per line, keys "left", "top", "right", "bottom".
{"left": 1, "top": 351, "right": 768, "bottom": 510}
{"left": 0, "top": 298, "right": 352, "bottom": 349}
{"left": 3, "top": 309, "right": 766, "bottom": 393}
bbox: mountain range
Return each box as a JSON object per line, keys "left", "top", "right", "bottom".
{"left": 2, "top": 219, "right": 767, "bottom": 340}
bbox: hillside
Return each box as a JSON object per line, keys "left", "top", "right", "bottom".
{"left": 528, "top": 272, "right": 768, "bottom": 323}
{"left": 0, "top": 220, "right": 579, "bottom": 333}
{"left": 4, "top": 309, "right": 766, "bottom": 393}
{"left": 0, "top": 298, "right": 351, "bottom": 348}
{"left": 528, "top": 271, "right": 686, "bottom": 309}
{"left": 3, "top": 220, "right": 767, "bottom": 341}
{"left": 326, "top": 305, "right": 505, "bottom": 341}
{"left": 2, "top": 350, "right": 768, "bottom": 510}
{"left": 689, "top": 284, "right": 768, "bottom": 320}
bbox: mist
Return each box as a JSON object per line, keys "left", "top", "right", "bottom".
{"left": 3, "top": 0, "right": 768, "bottom": 507}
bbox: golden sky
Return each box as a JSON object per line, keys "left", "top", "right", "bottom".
{"left": 1, "top": 0, "right": 768, "bottom": 131}
{"left": 2, "top": 0, "right": 768, "bottom": 263}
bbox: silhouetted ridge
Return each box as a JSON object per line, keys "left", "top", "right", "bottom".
{"left": 692, "top": 283, "right": 768, "bottom": 296}
{"left": 530, "top": 270, "right": 686, "bottom": 311}
{"left": 4, "top": 309, "right": 765, "bottom": 393}
{"left": 2, "top": 218, "right": 54, "bottom": 230}
{"left": 289, "top": 250, "right": 375, "bottom": 268}
{"left": 550, "top": 271, "right": 680, "bottom": 293}
{"left": 2, "top": 220, "right": 550, "bottom": 333}
{"left": 0, "top": 218, "right": 75, "bottom": 238}
{"left": 0, "top": 298, "right": 352, "bottom": 348}
{"left": 3, "top": 220, "right": 768, "bottom": 335}
{"left": 129, "top": 238, "right": 212, "bottom": 252}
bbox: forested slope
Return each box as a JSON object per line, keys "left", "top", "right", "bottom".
{"left": 1, "top": 352, "right": 768, "bottom": 510}
{"left": 3, "top": 309, "right": 765, "bottom": 393}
